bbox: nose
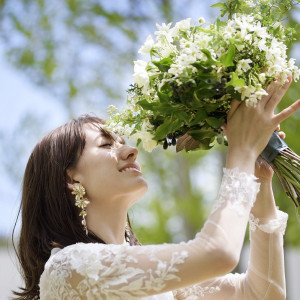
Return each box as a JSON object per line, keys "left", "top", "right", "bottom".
{"left": 119, "top": 144, "right": 138, "bottom": 161}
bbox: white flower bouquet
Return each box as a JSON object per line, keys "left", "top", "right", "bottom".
{"left": 107, "top": 0, "right": 300, "bottom": 206}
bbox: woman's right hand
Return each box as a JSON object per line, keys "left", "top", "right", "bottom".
{"left": 225, "top": 77, "right": 300, "bottom": 173}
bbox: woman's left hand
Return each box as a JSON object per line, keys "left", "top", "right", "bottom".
{"left": 254, "top": 125, "right": 285, "bottom": 182}
{"left": 251, "top": 126, "right": 286, "bottom": 219}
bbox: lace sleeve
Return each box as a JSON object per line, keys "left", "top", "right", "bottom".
{"left": 39, "top": 168, "right": 260, "bottom": 300}
{"left": 173, "top": 209, "right": 287, "bottom": 300}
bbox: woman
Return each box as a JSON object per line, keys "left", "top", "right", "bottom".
{"left": 13, "top": 77, "right": 299, "bottom": 299}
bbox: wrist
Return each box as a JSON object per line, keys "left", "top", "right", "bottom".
{"left": 226, "top": 148, "right": 257, "bottom": 174}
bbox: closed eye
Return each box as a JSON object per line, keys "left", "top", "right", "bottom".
{"left": 100, "top": 143, "right": 113, "bottom": 147}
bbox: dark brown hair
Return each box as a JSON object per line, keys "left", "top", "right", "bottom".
{"left": 12, "top": 115, "right": 140, "bottom": 300}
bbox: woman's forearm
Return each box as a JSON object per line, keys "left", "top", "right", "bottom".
{"left": 251, "top": 179, "right": 277, "bottom": 220}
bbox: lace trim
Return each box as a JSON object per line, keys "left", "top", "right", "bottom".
{"left": 249, "top": 209, "right": 288, "bottom": 234}
{"left": 174, "top": 284, "right": 221, "bottom": 299}
{"left": 211, "top": 168, "right": 260, "bottom": 216}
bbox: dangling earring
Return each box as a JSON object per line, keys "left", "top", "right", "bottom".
{"left": 72, "top": 183, "right": 90, "bottom": 235}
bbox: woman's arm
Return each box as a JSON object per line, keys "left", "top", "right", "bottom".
{"left": 174, "top": 158, "right": 287, "bottom": 300}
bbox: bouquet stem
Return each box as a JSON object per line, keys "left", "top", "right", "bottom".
{"left": 261, "top": 132, "right": 300, "bottom": 207}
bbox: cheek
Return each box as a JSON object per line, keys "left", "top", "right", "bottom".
{"left": 81, "top": 159, "right": 119, "bottom": 198}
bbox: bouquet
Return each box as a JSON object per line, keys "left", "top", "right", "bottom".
{"left": 106, "top": 0, "right": 300, "bottom": 206}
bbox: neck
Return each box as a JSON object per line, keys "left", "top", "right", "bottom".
{"left": 86, "top": 201, "right": 129, "bottom": 245}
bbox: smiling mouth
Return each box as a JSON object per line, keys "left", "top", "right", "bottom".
{"left": 120, "top": 167, "right": 141, "bottom": 173}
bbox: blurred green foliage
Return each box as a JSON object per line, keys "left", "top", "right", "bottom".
{"left": 0, "top": 0, "right": 299, "bottom": 248}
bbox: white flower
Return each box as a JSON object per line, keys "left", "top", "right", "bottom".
{"left": 133, "top": 60, "right": 149, "bottom": 91}
{"left": 235, "top": 85, "right": 256, "bottom": 100}
{"left": 245, "top": 0, "right": 255, "bottom": 7}
{"left": 107, "top": 105, "right": 118, "bottom": 115}
{"left": 258, "top": 73, "right": 266, "bottom": 83}
{"left": 131, "top": 120, "right": 157, "bottom": 152}
{"left": 257, "top": 38, "right": 268, "bottom": 51}
{"left": 236, "top": 44, "right": 245, "bottom": 51}
{"left": 104, "top": 121, "right": 133, "bottom": 137}
{"left": 158, "top": 42, "right": 177, "bottom": 58}
{"left": 223, "top": 25, "right": 236, "bottom": 39}
{"left": 292, "top": 65, "right": 300, "bottom": 81}
{"left": 175, "top": 18, "right": 191, "bottom": 32}
{"left": 245, "top": 95, "right": 258, "bottom": 107}
{"left": 237, "top": 59, "right": 252, "bottom": 72}
{"left": 138, "top": 35, "right": 155, "bottom": 54}
{"left": 254, "top": 88, "right": 268, "bottom": 100}
{"left": 198, "top": 17, "right": 205, "bottom": 24}
{"left": 255, "top": 24, "right": 270, "bottom": 39}
{"left": 155, "top": 22, "right": 173, "bottom": 40}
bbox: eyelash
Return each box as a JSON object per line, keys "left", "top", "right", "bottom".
{"left": 100, "top": 143, "right": 113, "bottom": 147}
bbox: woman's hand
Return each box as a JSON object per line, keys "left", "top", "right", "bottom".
{"left": 251, "top": 127, "right": 287, "bottom": 219}
{"left": 254, "top": 126, "right": 285, "bottom": 182}
{"left": 225, "top": 76, "right": 300, "bottom": 174}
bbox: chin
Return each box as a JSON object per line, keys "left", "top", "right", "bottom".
{"left": 129, "top": 181, "right": 148, "bottom": 205}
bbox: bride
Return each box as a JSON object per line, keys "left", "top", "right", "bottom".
{"left": 13, "top": 77, "right": 299, "bottom": 299}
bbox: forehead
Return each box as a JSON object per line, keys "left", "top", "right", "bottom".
{"left": 84, "top": 123, "right": 125, "bottom": 144}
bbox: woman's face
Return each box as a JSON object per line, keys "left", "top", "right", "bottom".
{"left": 69, "top": 124, "right": 148, "bottom": 209}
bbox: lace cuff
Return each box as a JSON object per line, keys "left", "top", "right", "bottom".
{"left": 211, "top": 168, "right": 260, "bottom": 216}
{"left": 249, "top": 209, "right": 288, "bottom": 235}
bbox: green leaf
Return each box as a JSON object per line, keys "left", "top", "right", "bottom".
{"left": 174, "top": 110, "right": 190, "bottom": 123}
{"left": 204, "top": 103, "right": 220, "bottom": 113}
{"left": 193, "top": 87, "right": 215, "bottom": 102}
{"left": 152, "top": 57, "right": 173, "bottom": 72}
{"left": 220, "top": 44, "right": 235, "bottom": 67}
{"left": 154, "top": 117, "right": 183, "bottom": 140}
{"left": 197, "top": 139, "right": 214, "bottom": 150}
{"left": 201, "top": 49, "right": 218, "bottom": 65}
{"left": 210, "top": 2, "right": 225, "bottom": 8}
{"left": 226, "top": 72, "right": 245, "bottom": 87}
{"left": 137, "top": 100, "right": 156, "bottom": 110}
{"left": 189, "top": 110, "right": 207, "bottom": 126}
{"left": 157, "top": 90, "right": 170, "bottom": 102}
{"left": 136, "top": 138, "right": 142, "bottom": 147}
{"left": 206, "top": 117, "right": 225, "bottom": 128}
{"left": 188, "top": 128, "right": 216, "bottom": 140}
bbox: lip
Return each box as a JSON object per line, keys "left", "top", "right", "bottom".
{"left": 119, "top": 163, "right": 141, "bottom": 173}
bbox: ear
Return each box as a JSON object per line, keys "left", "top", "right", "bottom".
{"left": 67, "top": 182, "right": 75, "bottom": 192}
{"left": 66, "top": 168, "right": 79, "bottom": 192}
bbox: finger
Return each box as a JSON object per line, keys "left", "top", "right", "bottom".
{"left": 227, "top": 99, "right": 242, "bottom": 121}
{"left": 273, "top": 99, "right": 300, "bottom": 124}
{"left": 260, "top": 79, "right": 280, "bottom": 105}
{"left": 265, "top": 77, "right": 292, "bottom": 113}
{"left": 275, "top": 124, "right": 280, "bottom": 131}
{"left": 278, "top": 131, "right": 286, "bottom": 139}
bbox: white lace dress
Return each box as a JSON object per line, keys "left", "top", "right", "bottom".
{"left": 39, "top": 168, "right": 288, "bottom": 299}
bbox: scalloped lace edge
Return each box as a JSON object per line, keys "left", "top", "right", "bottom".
{"left": 249, "top": 209, "right": 288, "bottom": 234}
{"left": 211, "top": 168, "right": 260, "bottom": 216}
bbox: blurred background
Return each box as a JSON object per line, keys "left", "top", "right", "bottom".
{"left": 0, "top": 0, "right": 299, "bottom": 299}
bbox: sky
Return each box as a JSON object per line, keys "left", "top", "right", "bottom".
{"left": 0, "top": 45, "right": 67, "bottom": 237}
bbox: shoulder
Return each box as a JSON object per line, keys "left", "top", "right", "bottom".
{"left": 45, "top": 242, "right": 131, "bottom": 269}
{"left": 40, "top": 242, "right": 132, "bottom": 298}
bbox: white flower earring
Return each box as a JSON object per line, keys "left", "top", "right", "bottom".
{"left": 72, "top": 183, "right": 90, "bottom": 235}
